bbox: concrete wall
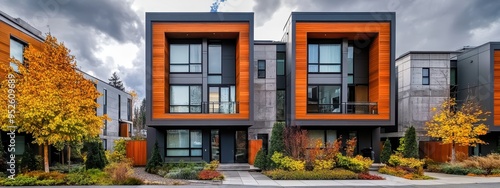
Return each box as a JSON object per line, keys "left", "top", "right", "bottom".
{"left": 249, "top": 44, "right": 277, "bottom": 141}
{"left": 396, "top": 53, "right": 451, "bottom": 138}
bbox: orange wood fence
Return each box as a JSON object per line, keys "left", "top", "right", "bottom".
{"left": 126, "top": 140, "right": 147, "bottom": 166}
{"left": 248, "top": 139, "right": 262, "bottom": 165}
{"left": 420, "top": 141, "right": 468, "bottom": 162}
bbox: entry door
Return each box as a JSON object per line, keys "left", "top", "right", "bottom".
{"left": 220, "top": 129, "right": 235, "bottom": 163}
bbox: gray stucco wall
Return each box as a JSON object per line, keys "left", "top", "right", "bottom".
{"left": 395, "top": 53, "right": 452, "bottom": 138}
{"left": 250, "top": 44, "right": 277, "bottom": 141}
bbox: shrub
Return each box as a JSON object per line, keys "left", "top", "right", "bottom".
{"left": 313, "top": 159, "right": 335, "bottom": 171}
{"left": 20, "top": 144, "right": 40, "bottom": 172}
{"left": 269, "top": 122, "right": 286, "bottom": 169}
{"left": 264, "top": 169, "right": 358, "bottom": 180}
{"left": 459, "top": 153, "right": 500, "bottom": 175}
{"left": 0, "top": 171, "right": 69, "bottom": 186}
{"left": 336, "top": 154, "right": 372, "bottom": 173}
{"left": 65, "top": 169, "right": 110, "bottom": 185}
{"left": 107, "top": 138, "right": 128, "bottom": 163}
{"left": 145, "top": 140, "right": 163, "bottom": 173}
{"left": 345, "top": 137, "right": 357, "bottom": 157}
{"left": 166, "top": 168, "right": 199, "bottom": 180}
{"left": 197, "top": 170, "right": 224, "bottom": 180}
{"left": 254, "top": 148, "right": 268, "bottom": 170}
{"left": 85, "top": 140, "right": 108, "bottom": 170}
{"left": 403, "top": 126, "right": 418, "bottom": 158}
{"left": 271, "top": 152, "right": 305, "bottom": 171}
{"left": 104, "top": 161, "right": 133, "bottom": 185}
{"left": 203, "top": 160, "right": 219, "bottom": 171}
{"left": 440, "top": 164, "right": 472, "bottom": 175}
{"left": 0, "top": 135, "right": 7, "bottom": 173}
{"left": 0, "top": 175, "right": 38, "bottom": 186}
{"left": 284, "top": 126, "right": 309, "bottom": 159}
{"left": 358, "top": 172, "right": 385, "bottom": 180}
{"left": 122, "top": 177, "right": 143, "bottom": 185}
{"left": 379, "top": 166, "right": 433, "bottom": 180}
{"left": 324, "top": 136, "right": 342, "bottom": 160}
{"left": 380, "top": 139, "right": 392, "bottom": 163}
{"left": 388, "top": 155, "right": 424, "bottom": 170}
{"left": 50, "top": 163, "right": 85, "bottom": 173}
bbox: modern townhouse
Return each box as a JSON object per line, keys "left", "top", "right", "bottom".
{"left": 81, "top": 72, "right": 133, "bottom": 151}
{"left": 145, "top": 12, "right": 396, "bottom": 163}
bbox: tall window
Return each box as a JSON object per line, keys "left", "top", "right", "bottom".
{"left": 103, "top": 89, "right": 107, "bottom": 135}
{"left": 170, "top": 44, "right": 201, "bottom": 73}
{"left": 347, "top": 45, "right": 354, "bottom": 84}
{"left": 277, "top": 53, "right": 285, "bottom": 76}
{"left": 422, "top": 68, "right": 430, "bottom": 85}
{"left": 276, "top": 90, "right": 285, "bottom": 121}
{"left": 118, "top": 95, "right": 121, "bottom": 119}
{"left": 258, "top": 60, "right": 266, "bottom": 78}
{"left": 208, "top": 44, "right": 222, "bottom": 84}
{"left": 166, "top": 129, "right": 202, "bottom": 157}
{"left": 307, "top": 85, "right": 341, "bottom": 113}
{"left": 10, "top": 38, "right": 25, "bottom": 72}
{"left": 308, "top": 44, "right": 341, "bottom": 73}
{"left": 170, "top": 85, "right": 202, "bottom": 113}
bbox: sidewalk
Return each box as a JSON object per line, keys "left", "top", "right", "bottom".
{"left": 222, "top": 171, "right": 500, "bottom": 187}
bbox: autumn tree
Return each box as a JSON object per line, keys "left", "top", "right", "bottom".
{"left": 0, "top": 34, "right": 107, "bottom": 172}
{"left": 108, "top": 72, "right": 125, "bottom": 91}
{"left": 426, "top": 97, "right": 489, "bottom": 162}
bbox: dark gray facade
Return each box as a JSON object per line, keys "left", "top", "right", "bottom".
{"left": 456, "top": 42, "right": 500, "bottom": 155}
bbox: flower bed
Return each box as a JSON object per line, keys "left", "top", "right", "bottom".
{"left": 264, "top": 169, "right": 359, "bottom": 180}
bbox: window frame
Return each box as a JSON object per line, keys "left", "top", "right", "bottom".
{"left": 422, "top": 68, "right": 430, "bottom": 85}
{"left": 258, "top": 60, "right": 266, "bottom": 78}
{"left": 307, "top": 84, "right": 342, "bottom": 113}
{"left": 169, "top": 85, "right": 202, "bottom": 113}
{"left": 308, "top": 43, "right": 342, "bottom": 73}
{"left": 165, "top": 129, "right": 203, "bottom": 157}
{"left": 208, "top": 43, "right": 223, "bottom": 84}
{"left": 10, "top": 37, "right": 27, "bottom": 73}
{"left": 169, "top": 43, "right": 202, "bottom": 73}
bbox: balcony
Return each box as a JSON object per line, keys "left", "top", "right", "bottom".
{"left": 203, "top": 101, "right": 239, "bottom": 114}
{"left": 307, "top": 102, "right": 378, "bottom": 114}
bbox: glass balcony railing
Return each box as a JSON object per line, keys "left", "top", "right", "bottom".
{"left": 307, "top": 102, "right": 378, "bottom": 114}
{"left": 203, "top": 101, "right": 239, "bottom": 114}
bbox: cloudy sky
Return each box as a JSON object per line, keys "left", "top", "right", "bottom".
{"left": 1, "top": 0, "right": 500, "bottom": 102}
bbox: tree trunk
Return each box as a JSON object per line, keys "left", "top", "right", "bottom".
{"left": 451, "top": 142, "right": 456, "bottom": 163}
{"left": 67, "top": 144, "right": 71, "bottom": 165}
{"left": 44, "top": 143, "right": 49, "bottom": 172}
{"left": 61, "top": 150, "right": 64, "bottom": 165}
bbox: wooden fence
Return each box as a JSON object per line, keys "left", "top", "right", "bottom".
{"left": 420, "top": 141, "right": 468, "bottom": 162}
{"left": 126, "top": 140, "right": 147, "bottom": 166}
{"left": 248, "top": 139, "right": 262, "bottom": 165}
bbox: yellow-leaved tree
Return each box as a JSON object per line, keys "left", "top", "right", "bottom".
{"left": 0, "top": 34, "right": 108, "bottom": 172}
{"left": 425, "top": 97, "right": 489, "bottom": 163}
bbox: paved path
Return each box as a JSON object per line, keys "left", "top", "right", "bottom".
{"left": 220, "top": 171, "right": 500, "bottom": 187}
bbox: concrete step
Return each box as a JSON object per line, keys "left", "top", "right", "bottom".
{"left": 369, "top": 163, "right": 386, "bottom": 171}
{"left": 217, "top": 164, "right": 260, "bottom": 171}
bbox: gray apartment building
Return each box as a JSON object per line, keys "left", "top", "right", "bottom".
{"left": 82, "top": 72, "right": 133, "bottom": 151}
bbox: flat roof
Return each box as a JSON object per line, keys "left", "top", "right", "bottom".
{"left": 0, "top": 10, "right": 44, "bottom": 41}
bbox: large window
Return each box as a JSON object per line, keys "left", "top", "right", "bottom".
{"left": 307, "top": 130, "right": 337, "bottom": 147}
{"left": 422, "top": 68, "right": 430, "bottom": 85}
{"left": 307, "top": 85, "right": 341, "bottom": 113}
{"left": 208, "top": 44, "right": 222, "bottom": 84}
{"left": 308, "top": 44, "right": 341, "bottom": 73}
{"left": 170, "top": 85, "right": 202, "bottom": 113}
{"left": 10, "top": 38, "right": 25, "bottom": 72}
{"left": 166, "top": 129, "right": 202, "bottom": 157}
{"left": 276, "top": 90, "right": 286, "bottom": 121}
{"left": 170, "top": 44, "right": 201, "bottom": 73}
{"left": 258, "top": 60, "right": 266, "bottom": 78}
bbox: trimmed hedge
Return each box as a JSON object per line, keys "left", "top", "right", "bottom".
{"left": 263, "top": 169, "right": 358, "bottom": 180}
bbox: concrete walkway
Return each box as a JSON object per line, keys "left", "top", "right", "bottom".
{"left": 221, "top": 171, "right": 500, "bottom": 187}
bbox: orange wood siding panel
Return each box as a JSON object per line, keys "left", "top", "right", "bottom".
{"left": 0, "top": 21, "right": 43, "bottom": 77}
{"left": 151, "top": 23, "right": 250, "bottom": 120}
{"left": 248, "top": 139, "right": 262, "bottom": 165}
{"left": 419, "top": 141, "right": 468, "bottom": 162}
{"left": 126, "top": 140, "right": 147, "bottom": 166}
{"left": 295, "top": 22, "right": 391, "bottom": 120}
{"left": 494, "top": 50, "right": 500, "bottom": 126}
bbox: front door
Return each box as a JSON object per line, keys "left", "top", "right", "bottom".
{"left": 212, "top": 129, "right": 248, "bottom": 163}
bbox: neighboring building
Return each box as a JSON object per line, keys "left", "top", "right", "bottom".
{"left": 0, "top": 10, "right": 44, "bottom": 156}
{"left": 456, "top": 42, "right": 500, "bottom": 155}
{"left": 388, "top": 51, "right": 459, "bottom": 140}
{"left": 145, "top": 12, "right": 396, "bottom": 163}
{"left": 81, "top": 71, "right": 133, "bottom": 151}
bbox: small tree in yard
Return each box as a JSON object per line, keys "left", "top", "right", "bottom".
{"left": 253, "top": 148, "right": 268, "bottom": 170}
{"left": 284, "top": 126, "right": 308, "bottom": 160}
{"left": 403, "top": 126, "right": 418, "bottom": 158}
{"left": 380, "top": 139, "right": 392, "bottom": 163}
{"left": 85, "top": 140, "right": 108, "bottom": 170}
{"left": 426, "top": 97, "right": 489, "bottom": 163}
{"left": 145, "top": 141, "right": 163, "bottom": 173}
{"left": 268, "top": 122, "right": 285, "bottom": 169}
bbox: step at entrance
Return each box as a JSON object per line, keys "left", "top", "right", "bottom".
{"left": 217, "top": 164, "right": 260, "bottom": 171}
{"left": 369, "top": 163, "right": 386, "bottom": 171}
